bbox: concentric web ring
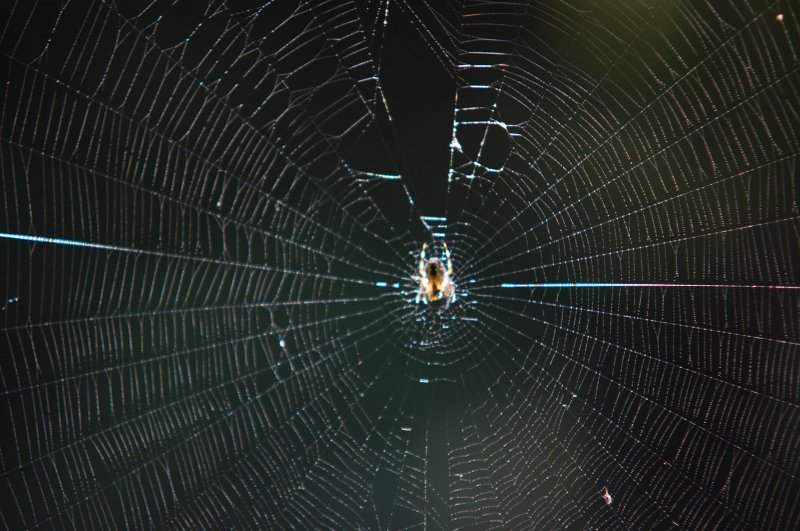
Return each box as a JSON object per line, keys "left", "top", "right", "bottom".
{"left": 1, "top": 0, "right": 798, "bottom": 529}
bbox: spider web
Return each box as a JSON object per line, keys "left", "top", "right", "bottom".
{"left": 1, "top": 0, "right": 799, "bottom": 528}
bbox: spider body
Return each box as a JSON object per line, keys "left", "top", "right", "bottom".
{"left": 414, "top": 243, "right": 455, "bottom": 306}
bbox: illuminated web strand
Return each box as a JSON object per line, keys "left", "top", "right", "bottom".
{"left": 0, "top": 232, "right": 379, "bottom": 285}
{"left": 498, "top": 282, "right": 800, "bottom": 289}
{"left": 0, "top": 231, "right": 147, "bottom": 253}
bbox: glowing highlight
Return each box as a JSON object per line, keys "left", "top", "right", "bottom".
{"left": 0, "top": 232, "right": 136, "bottom": 253}
{"left": 500, "top": 282, "right": 800, "bottom": 290}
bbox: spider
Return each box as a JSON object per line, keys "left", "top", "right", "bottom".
{"left": 414, "top": 242, "right": 455, "bottom": 306}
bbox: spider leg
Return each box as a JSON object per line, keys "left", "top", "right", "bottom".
{"left": 444, "top": 242, "right": 453, "bottom": 276}
{"left": 419, "top": 243, "right": 427, "bottom": 277}
{"left": 417, "top": 283, "right": 428, "bottom": 304}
